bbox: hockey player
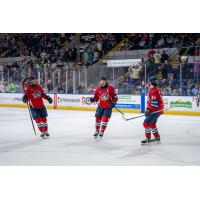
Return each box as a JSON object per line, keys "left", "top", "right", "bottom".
{"left": 22, "top": 76, "right": 53, "bottom": 138}
{"left": 141, "top": 76, "right": 164, "bottom": 144}
{"left": 90, "top": 77, "right": 118, "bottom": 137}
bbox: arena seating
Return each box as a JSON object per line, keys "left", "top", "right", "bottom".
{"left": 0, "top": 33, "right": 200, "bottom": 95}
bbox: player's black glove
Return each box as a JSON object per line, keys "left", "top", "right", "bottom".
{"left": 22, "top": 94, "right": 28, "bottom": 103}
{"left": 110, "top": 101, "right": 116, "bottom": 108}
{"left": 47, "top": 95, "right": 53, "bottom": 104}
{"left": 145, "top": 108, "right": 151, "bottom": 117}
{"left": 90, "top": 97, "right": 95, "bottom": 103}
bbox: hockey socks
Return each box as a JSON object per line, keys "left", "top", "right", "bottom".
{"left": 95, "top": 117, "right": 101, "bottom": 132}
{"left": 35, "top": 117, "right": 48, "bottom": 134}
{"left": 143, "top": 121, "right": 160, "bottom": 140}
{"left": 100, "top": 116, "right": 109, "bottom": 133}
{"left": 41, "top": 117, "right": 48, "bottom": 132}
{"left": 143, "top": 121, "right": 151, "bottom": 139}
{"left": 94, "top": 116, "right": 109, "bottom": 137}
{"left": 150, "top": 124, "right": 160, "bottom": 139}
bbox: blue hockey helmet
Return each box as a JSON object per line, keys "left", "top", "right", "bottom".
{"left": 148, "top": 76, "right": 157, "bottom": 86}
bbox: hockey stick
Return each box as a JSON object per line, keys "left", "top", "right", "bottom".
{"left": 196, "top": 93, "right": 200, "bottom": 107}
{"left": 114, "top": 107, "right": 125, "bottom": 115}
{"left": 114, "top": 107, "right": 131, "bottom": 121}
{"left": 122, "top": 107, "right": 171, "bottom": 121}
{"left": 114, "top": 106, "right": 137, "bottom": 121}
{"left": 26, "top": 101, "right": 37, "bottom": 135}
{"left": 22, "top": 77, "right": 37, "bottom": 136}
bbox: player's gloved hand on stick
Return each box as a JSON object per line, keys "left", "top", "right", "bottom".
{"left": 22, "top": 94, "right": 28, "bottom": 103}
{"left": 90, "top": 97, "right": 95, "bottom": 103}
{"left": 47, "top": 95, "right": 53, "bottom": 104}
{"left": 110, "top": 101, "right": 116, "bottom": 108}
{"left": 145, "top": 108, "right": 151, "bottom": 117}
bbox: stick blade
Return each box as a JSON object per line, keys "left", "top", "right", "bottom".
{"left": 121, "top": 115, "right": 128, "bottom": 121}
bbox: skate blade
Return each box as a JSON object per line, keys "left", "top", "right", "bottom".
{"left": 41, "top": 135, "right": 49, "bottom": 139}
{"left": 141, "top": 140, "right": 161, "bottom": 145}
{"left": 93, "top": 136, "right": 103, "bottom": 142}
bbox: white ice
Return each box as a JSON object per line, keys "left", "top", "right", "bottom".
{"left": 0, "top": 107, "right": 200, "bottom": 166}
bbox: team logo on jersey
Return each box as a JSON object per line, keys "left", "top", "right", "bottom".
{"left": 33, "top": 90, "right": 41, "bottom": 98}
{"left": 101, "top": 93, "right": 108, "bottom": 100}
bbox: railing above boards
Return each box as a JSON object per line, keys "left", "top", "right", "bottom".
{"left": 0, "top": 56, "right": 36, "bottom": 65}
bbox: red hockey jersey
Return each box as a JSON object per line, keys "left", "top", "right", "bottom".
{"left": 147, "top": 86, "right": 164, "bottom": 114}
{"left": 94, "top": 84, "right": 118, "bottom": 109}
{"left": 24, "top": 84, "right": 47, "bottom": 109}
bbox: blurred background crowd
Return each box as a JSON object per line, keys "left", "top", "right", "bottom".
{"left": 0, "top": 33, "right": 200, "bottom": 96}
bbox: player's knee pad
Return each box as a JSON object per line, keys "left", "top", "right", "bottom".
{"left": 96, "top": 117, "right": 102, "bottom": 123}
{"left": 102, "top": 115, "right": 109, "bottom": 122}
{"left": 40, "top": 117, "right": 47, "bottom": 123}
{"left": 143, "top": 121, "right": 150, "bottom": 128}
{"left": 35, "top": 118, "right": 42, "bottom": 123}
{"left": 150, "top": 123, "right": 156, "bottom": 129}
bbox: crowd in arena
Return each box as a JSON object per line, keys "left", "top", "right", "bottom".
{"left": 0, "top": 33, "right": 200, "bottom": 96}
{"left": 121, "top": 33, "right": 200, "bottom": 51}
{"left": 117, "top": 58, "right": 200, "bottom": 96}
{"left": 79, "top": 33, "right": 123, "bottom": 66}
{"left": 0, "top": 33, "right": 74, "bottom": 57}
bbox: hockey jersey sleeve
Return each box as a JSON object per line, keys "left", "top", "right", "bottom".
{"left": 42, "top": 91, "right": 48, "bottom": 99}
{"left": 110, "top": 86, "right": 118, "bottom": 103}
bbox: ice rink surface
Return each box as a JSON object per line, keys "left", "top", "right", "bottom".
{"left": 0, "top": 107, "right": 200, "bottom": 166}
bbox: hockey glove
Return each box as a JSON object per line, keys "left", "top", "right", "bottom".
{"left": 90, "top": 97, "right": 95, "bottom": 103}
{"left": 110, "top": 101, "right": 116, "bottom": 108}
{"left": 22, "top": 94, "right": 28, "bottom": 103}
{"left": 145, "top": 108, "right": 151, "bottom": 117}
{"left": 47, "top": 95, "right": 53, "bottom": 104}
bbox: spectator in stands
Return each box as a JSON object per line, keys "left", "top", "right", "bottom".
{"left": 186, "top": 89, "right": 192, "bottom": 96}
{"left": 63, "top": 49, "right": 70, "bottom": 62}
{"left": 154, "top": 50, "right": 161, "bottom": 66}
{"left": 47, "top": 79, "right": 53, "bottom": 93}
{"left": 194, "top": 62, "right": 200, "bottom": 81}
{"left": 139, "top": 34, "right": 148, "bottom": 49}
{"left": 173, "top": 35, "right": 180, "bottom": 46}
{"left": 148, "top": 49, "right": 156, "bottom": 63}
{"left": 162, "top": 60, "right": 173, "bottom": 79}
{"left": 171, "top": 89, "right": 180, "bottom": 95}
{"left": 166, "top": 35, "right": 174, "bottom": 47}
{"left": 71, "top": 48, "right": 77, "bottom": 62}
{"left": 118, "top": 74, "right": 128, "bottom": 85}
{"left": 77, "top": 83, "right": 85, "bottom": 94}
{"left": 161, "top": 50, "right": 169, "bottom": 63}
{"left": 192, "top": 83, "right": 200, "bottom": 96}
{"left": 156, "top": 36, "right": 165, "bottom": 48}
{"left": 96, "top": 40, "right": 103, "bottom": 58}
{"left": 87, "top": 50, "right": 94, "bottom": 65}
{"left": 0, "top": 81, "right": 6, "bottom": 93}
{"left": 57, "top": 84, "right": 64, "bottom": 93}
{"left": 156, "top": 66, "right": 163, "bottom": 80}
{"left": 5, "top": 81, "right": 16, "bottom": 93}
{"left": 128, "top": 64, "right": 142, "bottom": 84}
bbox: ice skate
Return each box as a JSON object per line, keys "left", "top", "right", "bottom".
{"left": 99, "top": 131, "right": 104, "bottom": 137}
{"left": 94, "top": 131, "right": 99, "bottom": 137}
